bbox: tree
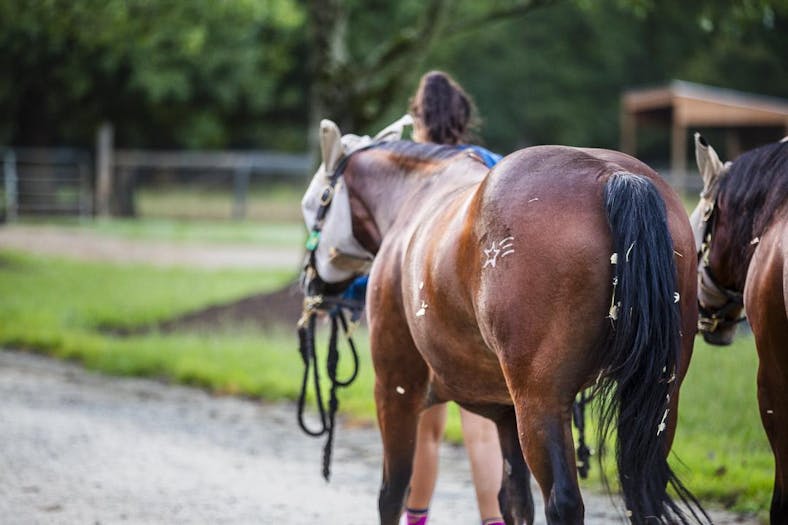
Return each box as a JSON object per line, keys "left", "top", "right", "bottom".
{"left": 0, "top": 0, "right": 305, "bottom": 149}
{"left": 304, "top": 0, "right": 557, "bottom": 141}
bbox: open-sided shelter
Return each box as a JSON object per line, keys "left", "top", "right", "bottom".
{"left": 620, "top": 80, "right": 788, "bottom": 191}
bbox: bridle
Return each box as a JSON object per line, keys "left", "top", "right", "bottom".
{"left": 299, "top": 142, "right": 379, "bottom": 323}
{"left": 696, "top": 198, "right": 746, "bottom": 334}
{"left": 296, "top": 142, "right": 378, "bottom": 481}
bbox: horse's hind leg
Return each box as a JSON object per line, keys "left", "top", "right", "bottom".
{"left": 371, "top": 338, "right": 428, "bottom": 524}
{"left": 755, "top": 344, "right": 788, "bottom": 523}
{"left": 746, "top": 236, "right": 788, "bottom": 523}
{"left": 756, "top": 345, "right": 788, "bottom": 523}
{"left": 496, "top": 407, "right": 535, "bottom": 525}
{"left": 511, "top": 390, "right": 582, "bottom": 525}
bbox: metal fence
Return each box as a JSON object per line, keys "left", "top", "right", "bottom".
{"left": 1, "top": 144, "right": 311, "bottom": 222}
{"left": 2, "top": 147, "right": 93, "bottom": 220}
{"left": 112, "top": 149, "right": 312, "bottom": 220}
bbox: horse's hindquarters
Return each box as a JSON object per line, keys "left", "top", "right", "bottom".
{"left": 745, "top": 215, "right": 788, "bottom": 523}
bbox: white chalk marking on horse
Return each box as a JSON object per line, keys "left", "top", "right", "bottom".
{"left": 416, "top": 301, "right": 428, "bottom": 317}
{"left": 528, "top": 197, "right": 540, "bottom": 203}
{"left": 483, "top": 237, "right": 515, "bottom": 268}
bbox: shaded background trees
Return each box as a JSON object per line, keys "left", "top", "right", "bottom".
{"left": 1, "top": 0, "right": 785, "bottom": 156}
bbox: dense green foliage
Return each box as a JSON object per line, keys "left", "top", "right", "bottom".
{"left": 415, "top": 0, "right": 788, "bottom": 155}
{"left": 0, "top": 0, "right": 306, "bottom": 149}
{"left": 1, "top": 1, "right": 784, "bottom": 153}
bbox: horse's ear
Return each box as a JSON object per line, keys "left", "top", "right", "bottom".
{"left": 320, "top": 119, "right": 344, "bottom": 172}
{"left": 694, "top": 132, "right": 727, "bottom": 197}
{"left": 374, "top": 114, "right": 414, "bottom": 142}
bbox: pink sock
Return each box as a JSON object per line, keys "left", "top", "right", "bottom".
{"left": 404, "top": 507, "right": 429, "bottom": 525}
{"left": 482, "top": 519, "right": 505, "bottom": 525}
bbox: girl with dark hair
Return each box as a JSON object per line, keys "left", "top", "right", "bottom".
{"left": 401, "top": 71, "right": 504, "bottom": 525}
{"left": 410, "top": 71, "right": 502, "bottom": 168}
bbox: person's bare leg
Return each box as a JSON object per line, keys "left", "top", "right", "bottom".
{"left": 403, "top": 403, "right": 447, "bottom": 523}
{"left": 460, "top": 407, "right": 504, "bottom": 524}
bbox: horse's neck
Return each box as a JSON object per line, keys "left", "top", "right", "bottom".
{"left": 716, "top": 141, "right": 788, "bottom": 287}
{"left": 349, "top": 153, "right": 485, "bottom": 239}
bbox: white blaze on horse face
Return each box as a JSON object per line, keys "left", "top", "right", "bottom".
{"left": 483, "top": 236, "right": 515, "bottom": 269}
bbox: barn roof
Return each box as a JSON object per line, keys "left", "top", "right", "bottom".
{"left": 622, "top": 80, "right": 788, "bottom": 127}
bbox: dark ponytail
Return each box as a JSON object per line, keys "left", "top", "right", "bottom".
{"left": 409, "top": 71, "right": 476, "bottom": 145}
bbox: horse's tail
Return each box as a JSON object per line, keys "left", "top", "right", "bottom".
{"left": 598, "top": 172, "right": 707, "bottom": 524}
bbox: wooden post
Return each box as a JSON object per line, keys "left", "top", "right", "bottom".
{"left": 620, "top": 106, "right": 637, "bottom": 157}
{"left": 3, "top": 149, "right": 17, "bottom": 221}
{"left": 671, "top": 121, "right": 687, "bottom": 195}
{"left": 96, "top": 122, "right": 114, "bottom": 216}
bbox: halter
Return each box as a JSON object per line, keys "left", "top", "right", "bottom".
{"left": 296, "top": 143, "right": 378, "bottom": 481}
{"left": 696, "top": 200, "right": 746, "bottom": 333}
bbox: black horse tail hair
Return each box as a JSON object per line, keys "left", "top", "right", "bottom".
{"left": 597, "top": 171, "right": 708, "bottom": 524}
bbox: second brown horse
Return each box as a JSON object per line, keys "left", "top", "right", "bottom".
{"left": 301, "top": 121, "right": 707, "bottom": 524}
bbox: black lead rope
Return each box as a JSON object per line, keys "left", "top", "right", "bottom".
{"left": 296, "top": 314, "right": 327, "bottom": 437}
{"left": 572, "top": 390, "right": 593, "bottom": 479}
{"left": 296, "top": 302, "right": 361, "bottom": 481}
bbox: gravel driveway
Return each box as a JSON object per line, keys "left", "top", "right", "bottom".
{"left": 0, "top": 225, "right": 301, "bottom": 269}
{"left": 0, "top": 351, "right": 756, "bottom": 525}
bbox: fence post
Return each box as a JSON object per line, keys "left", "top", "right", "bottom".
{"left": 4, "top": 149, "right": 17, "bottom": 222}
{"left": 232, "top": 167, "right": 250, "bottom": 220}
{"left": 78, "top": 158, "right": 92, "bottom": 219}
{"left": 96, "top": 122, "right": 114, "bottom": 216}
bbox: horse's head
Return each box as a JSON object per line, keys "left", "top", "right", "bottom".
{"left": 300, "top": 116, "right": 412, "bottom": 298}
{"left": 692, "top": 134, "right": 741, "bottom": 345}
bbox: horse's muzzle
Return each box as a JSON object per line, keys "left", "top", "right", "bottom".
{"left": 701, "top": 324, "right": 738, "bottom": 346}
{"left": 300, "top": 263, "right": 353, "bottom": 299}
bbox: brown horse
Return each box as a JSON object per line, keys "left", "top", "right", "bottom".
{"left": 301, "top": 119, "right": 706, "bottom": 524}
{"left": 692, "top": 135, "right": 788, "bottom": 523}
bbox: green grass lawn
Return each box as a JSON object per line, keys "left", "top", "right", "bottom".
{"left": 0, "top": 248, "right": 373, "bottom": 412}
{"left": 673, "top": 336, "right": 772, "bottom": 516}
{"left": 0, "top": 248, "right": 772, "bottom": 519}
{"left": 136, "top": 183, "right": 306, "bottom": 222}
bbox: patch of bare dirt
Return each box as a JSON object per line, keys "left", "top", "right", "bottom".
{"left": 156, "top": 282, "right": 304, "bottom": 332}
